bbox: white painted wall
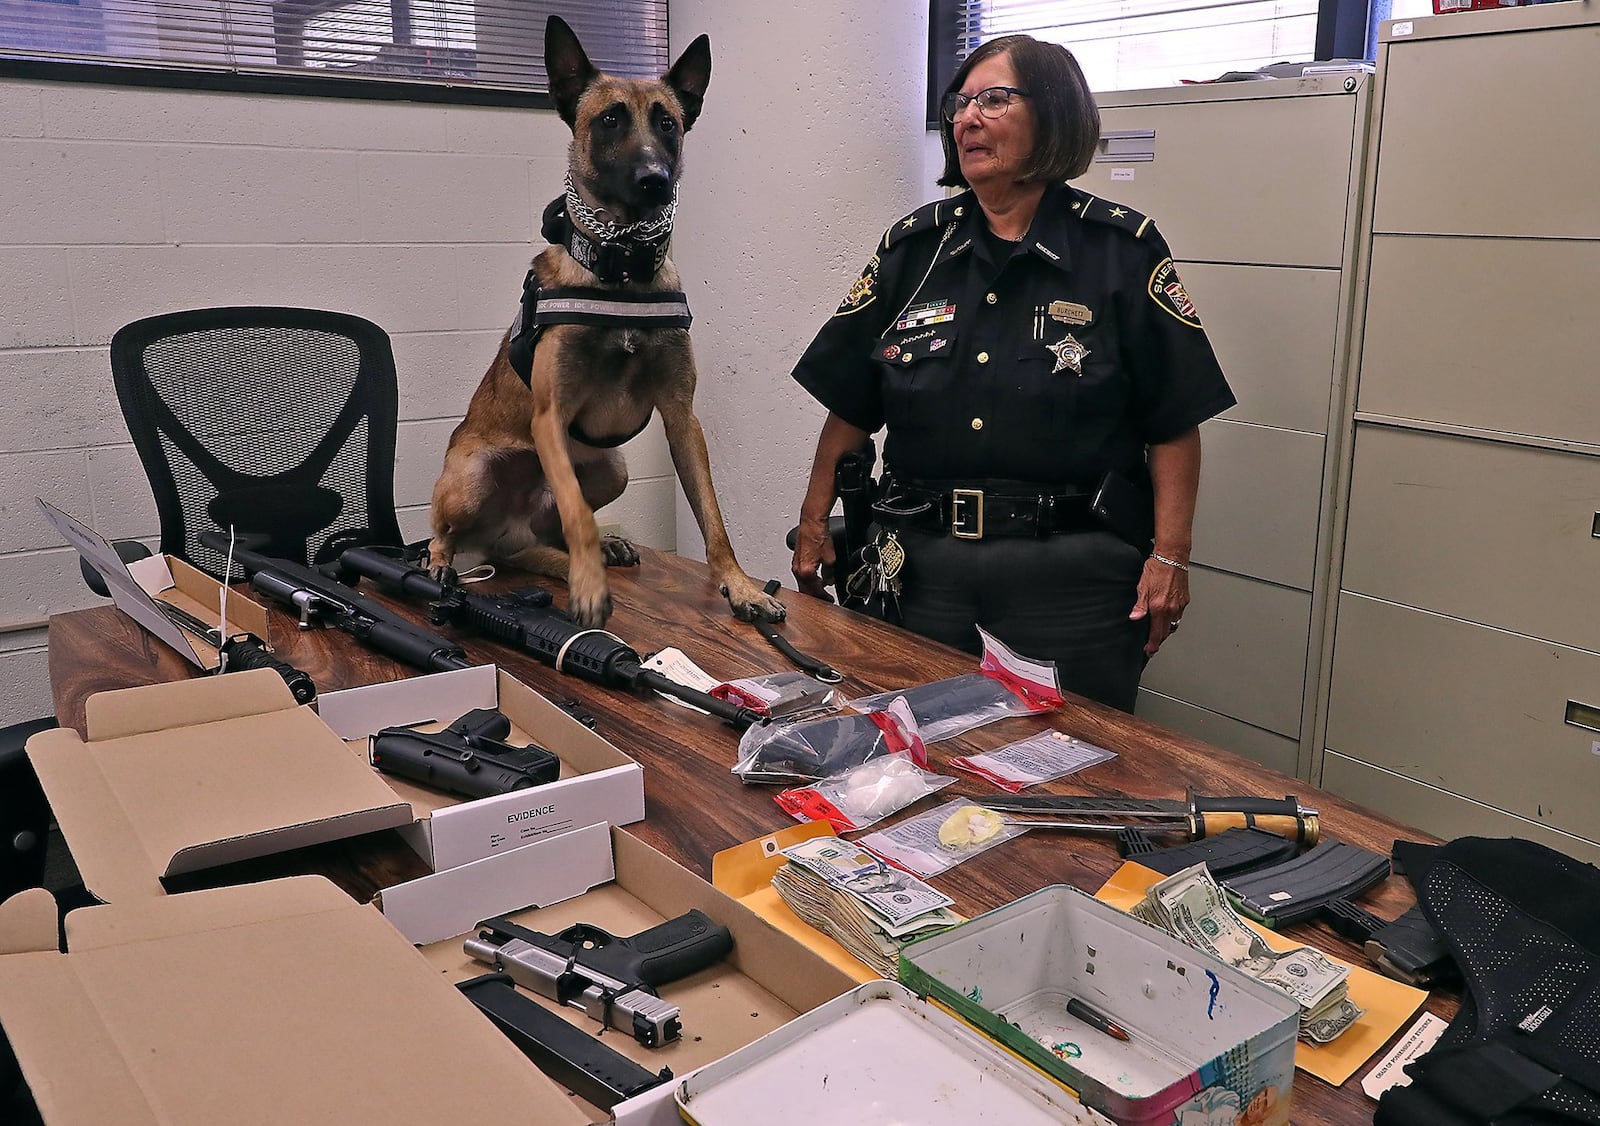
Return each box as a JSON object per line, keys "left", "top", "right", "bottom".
{"left": 0, "top": 3, "right": 942, "bottom": 725}
{"left": 667, "top": 0, "right": 935, "bottom": 586}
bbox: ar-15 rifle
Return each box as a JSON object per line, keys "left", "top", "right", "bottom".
{"left": 465, "top": 910, "right": 733, "bottom": 1047}
{"left": 331, "top": 546, "right": 764, "bottom": 729}
{"left": 198, "top": 530, "right": 470, "bottom": 674}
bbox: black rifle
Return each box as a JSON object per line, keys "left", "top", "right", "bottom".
{"left": 199, "top": 530, "right": 470, "bottom": 674}
{"left": 332, "top": 546, "right": 764, "bottom": 729}
{"left": 159, "top": 602, "right": 317, "bottom": 704}
{"left": 371, "top": 708, "right": 560, "bottom": 800}
{"left": 464, "top": 910, "right": 733, "bottom": 1047}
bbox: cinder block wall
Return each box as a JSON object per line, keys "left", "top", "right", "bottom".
{"left": 0, "top": 80, "right": 678, "bottom": 724}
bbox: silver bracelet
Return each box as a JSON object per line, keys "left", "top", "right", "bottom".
{"left": 1150, "top": 552, "right": 1189, "bottom": 572}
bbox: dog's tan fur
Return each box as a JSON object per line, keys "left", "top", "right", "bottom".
{"left": 426, "top": 16, "right": 783, "bottom": 628}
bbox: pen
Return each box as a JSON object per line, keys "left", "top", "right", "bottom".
{"left": 1066, "top": 996, "right": 1131, "bottom": 1042}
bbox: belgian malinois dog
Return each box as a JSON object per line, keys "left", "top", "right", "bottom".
{"left": 425, "top": 15, "right": 785, "bottom": 628}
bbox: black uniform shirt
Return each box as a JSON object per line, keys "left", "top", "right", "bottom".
{"left": 793, "top": 182, "right": 1237, "bottom": 485}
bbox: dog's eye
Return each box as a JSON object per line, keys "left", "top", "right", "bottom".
{"left": 657, "top": 115, "right": 677, "bottom": 134}
{"left": 599, "top": 110, "right": 622, "bottom": 129}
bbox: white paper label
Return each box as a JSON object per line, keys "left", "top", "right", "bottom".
{"left": 1361, "top": 1011, "right": 1447, "bottom": 1099}
{"left": 1392, "top": 19, "right": 1414, "bottom": 35}
{"left": 641, "top": 647, "right": 718, "bottom": 711}
{"left": 1110, "top": 167, "right": 1135, "bottom": 181}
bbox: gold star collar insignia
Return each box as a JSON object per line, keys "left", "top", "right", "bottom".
{"left": 901, "top": 216, "right": 918, "bottom": 229}
{"left": 1108, "top": 206, "right": 1128, "bottom": 218}
{"left": 1046, "top": 332, "right": 1090, "bottom": 375}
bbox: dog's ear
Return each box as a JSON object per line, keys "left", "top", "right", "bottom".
{"left": 545, "top": 15, "right": 598, "bottom": 128}
{"left": 664, "top": 34, "right": 711, "bottom": 132}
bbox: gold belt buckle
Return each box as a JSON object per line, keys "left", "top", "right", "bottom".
{"left": 951, "top": 488, "right": 984, "bottom": 540}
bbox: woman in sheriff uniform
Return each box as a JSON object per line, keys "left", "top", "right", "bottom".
{"left": 790, "top": 33, "right": 1235, "bottom": 713}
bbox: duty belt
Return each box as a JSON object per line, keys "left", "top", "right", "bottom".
{"left": 873, "top": 479, "right": 1094, "bottom": 540}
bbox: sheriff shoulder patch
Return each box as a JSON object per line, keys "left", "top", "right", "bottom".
{"left": 1148, "top": 258, "right": 1203, "bottom": 328}
{"left": 835, "top": 253, "right": 880, "bottom": 316}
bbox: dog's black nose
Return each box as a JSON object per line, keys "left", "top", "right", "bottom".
{"left": 636, "top": 168, "right": 671, "bottom": 200}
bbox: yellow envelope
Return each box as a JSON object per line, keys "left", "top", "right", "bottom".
{"left": 711, "top": 821, "right": 880, "bottom": 984}
{"left": 1097, "top": 861, "right": 1428, "bottom": 1087}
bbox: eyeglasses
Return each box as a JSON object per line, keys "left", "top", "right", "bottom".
{"left": 941, "top": 85, "right": 1029, "bottom": 123}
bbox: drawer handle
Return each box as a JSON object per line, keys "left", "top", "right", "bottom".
{"left": 1565, "top": 700, "right": 1600, "bottom": 734}
{"left": 1095, "top": 129, "right": 1156, "bottom": 163}
{"left": 1591, "top": 513, "right": 1600, "bottom": 538}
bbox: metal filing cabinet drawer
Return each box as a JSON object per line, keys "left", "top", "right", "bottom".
{"left": 1193, "top": 418, "right": 1324, "bottom": 591}
{"left": 1183, "top": 262, "right": 1341, "bottom": 435}
{"left": 1326, "top": 592, "right": 1600, "bottom": 843}
{"left": 1374, "top": 24, "right": 1600, "bottom": 239}
{"left": 1321, "top": 753, "right": 1600, "bottom": 867}
{"left": 1358, "top": 235, "right": 1600, "bottom": 442}
{"left": 1081, "top": 88, "right": 1358, "bottom": 267}
{"left": 1136, "top": 690, "right": 1301, "bottom": 778}
{"left": 1342, "top": 426, "right": 1600, "bottom": 650}
{"left": 1140, "top": 568, "right": 1310, "bottom": 739}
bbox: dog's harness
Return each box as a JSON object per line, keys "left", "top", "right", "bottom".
{"left": 505, "top": 192, "right": 694, "bottom": 448}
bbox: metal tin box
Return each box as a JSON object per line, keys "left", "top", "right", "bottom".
{"left": 674, "top": 980, "right": 1112, "bottom": 1125}
{"left": 899, "top": 885, "right": 1300, "bottom": 1126}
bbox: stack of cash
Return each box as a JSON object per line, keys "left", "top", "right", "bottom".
{"left": 772, "top": 837, "right": 963, "bottom": 978}
{"left": 1131, "top": 863, "right": 1365, "bottom": 1043}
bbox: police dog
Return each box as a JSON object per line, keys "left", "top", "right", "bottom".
{"left": 426, "top": 16, "right": 784, "bottom": 628}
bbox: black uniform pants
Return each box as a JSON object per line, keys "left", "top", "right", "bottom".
{"left": 895, "top": 527, "right": 1148, "bottom": 713}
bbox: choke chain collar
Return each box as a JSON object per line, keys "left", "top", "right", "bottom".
{"left": 564, "top": 173, "right": 678, "bottom": 243}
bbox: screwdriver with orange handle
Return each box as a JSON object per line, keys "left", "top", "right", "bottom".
{"left": 978, "top": 789, "right": 1320, "bottom": 846}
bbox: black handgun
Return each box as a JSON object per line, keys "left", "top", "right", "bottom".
{"left": 370, "top": 708, "right": 560, "bottom": 800}
{"left": 464, "top": 910, "right": 733, "bottom": 1047}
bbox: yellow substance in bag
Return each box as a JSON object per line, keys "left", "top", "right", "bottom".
{"left": 937, "top": 805, "right": 1006, "bottom": 851}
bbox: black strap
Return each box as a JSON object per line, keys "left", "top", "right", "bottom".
{"left": 507, "top": 271, "right": 693, "bottom": 389}
{"left": 753, "top": 579, "right": 841, "bottom": 683}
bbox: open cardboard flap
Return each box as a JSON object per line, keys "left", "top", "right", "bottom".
{"left": 27, "top": 669, "right": 414, "bottom": 901}
{"left": 317, "top": 665, "right": 645, "bottom": 872}
{"left": 0, "top": 875, "right": 581, "bottom": 1126}
{"left": 396, "top": 823, "right": 861, "bottom": 1126}
{"left": 37, "top": 499, "right": 269, "bottom": 671}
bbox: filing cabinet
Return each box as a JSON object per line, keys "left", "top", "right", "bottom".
{"left": 1074, "top": 76, "right": 1373, "bottom": 778}
{"left": 1322, "top": 4, "right": 1600, "bottom": 857}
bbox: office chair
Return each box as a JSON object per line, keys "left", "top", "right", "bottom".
{"left": 110, "top": 306, "right": 406, "bottom": 579}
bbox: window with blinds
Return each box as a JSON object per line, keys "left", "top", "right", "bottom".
{"left": 954, "top": 1, "right": 1322, "bottom": 92}
{"left": 0, "top": 0, "right": 668, "bottom": 104}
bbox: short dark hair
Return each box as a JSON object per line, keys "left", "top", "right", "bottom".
{"left": 937, "top": 35, "right": 1100, "bottom": 188}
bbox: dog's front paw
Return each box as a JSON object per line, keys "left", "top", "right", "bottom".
{"left": 600, "top": 535, "right": 641, "bottom": 568}
{"left": 568, "top": 561, "right": 614, "bottom": 627}
{"left": 720, "top": 577, "right": 786, "bottom": 623}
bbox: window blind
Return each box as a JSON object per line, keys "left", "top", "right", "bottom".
{"left": 0, "top": 0, "right": 668, "bottom": 101}
{"left": 955, "top": 1, "right": 1321, "bottom": 92}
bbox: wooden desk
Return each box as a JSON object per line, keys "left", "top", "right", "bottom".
{"left": 50, "top": 547, "right": 1446, "bottom": 1122}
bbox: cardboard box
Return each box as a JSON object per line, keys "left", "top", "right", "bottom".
{"left": 317, "top": 663, "right": 645, "bottom": 873}
{"left": 384, "top": 821, "right": 861, "bottom": 1126}
{"left": 29, "top": 661, "right": 646, "bottom": 902}
{"left": 0, "top": 821, "right": 861, "bottom": 1125}
{"left": 0, "top": 877, "right": 572, "bottom": 1125}
{"left": 27, "top": 669, "right": 415, "bottom": 901}
{"left": 39, "top": 498, "right": 273, "bottom": 673}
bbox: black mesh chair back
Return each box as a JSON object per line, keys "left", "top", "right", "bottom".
{"left": 110, "top": 307, "right": 405, "bottom": 578}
